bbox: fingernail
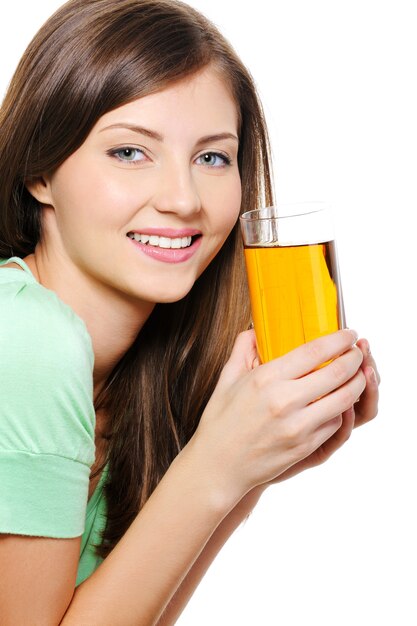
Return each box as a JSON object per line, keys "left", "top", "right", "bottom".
{"left": 363, "top": 339, "right": 371, "bottom": 355}
{"left": 369, "top": 367, "right": 377, "bottom": 384}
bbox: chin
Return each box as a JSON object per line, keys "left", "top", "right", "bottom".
{"left": 151, "top": 287, "right": 194, "bottom": 304}
{"left": 133, "top": 279, "right": 195, "bottom": 305}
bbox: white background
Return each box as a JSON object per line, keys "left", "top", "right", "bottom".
{"left": 1, "top": 1, "right": 415, "bottom": 624}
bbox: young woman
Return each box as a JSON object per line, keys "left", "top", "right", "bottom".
{"left": 0, "top": 0, "right": 379, "bottom": 623}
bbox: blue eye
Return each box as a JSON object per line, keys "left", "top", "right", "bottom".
{"left": 110, "top": 147, "right": 146, "bottom": 163}
{"left": 196, "top": 152, "right": 231, "bottom": 167}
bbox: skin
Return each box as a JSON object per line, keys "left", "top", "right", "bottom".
{"left": 0, "top": 65, "right": 380, "bottom": 624}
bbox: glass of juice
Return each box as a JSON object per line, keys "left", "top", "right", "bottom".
{"left": 240, "top": 203, "right": 346, "bottom": 363}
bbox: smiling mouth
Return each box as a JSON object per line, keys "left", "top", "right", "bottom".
{"left": 127, "top": 232, "right": 201, "bottom": 249}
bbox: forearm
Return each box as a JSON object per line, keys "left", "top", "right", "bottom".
{"left": 61, "top": 447, "right": 238, "bottom": 626}
{"left": 157, "top": 485, "right": 266, "bottom": 626}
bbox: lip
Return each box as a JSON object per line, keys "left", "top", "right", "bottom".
{"left": 127, "top": 227, "right": 202, "bottom": 238}
{"left": 127, "top": 233, "right": 203, "bottom": 264}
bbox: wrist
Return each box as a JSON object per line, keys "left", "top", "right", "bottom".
{"left": 177, "top": 435, "right": 244, "bottom": 518}
{"left": 234, "top": 484, "right": 267, "bottom": 517}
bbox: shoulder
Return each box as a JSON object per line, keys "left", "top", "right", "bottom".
{"left": 0, "top": 267, "right": 96, "bottom": 465}
{"left": 0, "top": 267, "right": 93, "bottom": 373}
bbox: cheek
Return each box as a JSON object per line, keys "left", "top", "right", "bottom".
{"left": 206, "top": 173, "right": 242, "bottom": 234}
{"left": 50, "top": 160, "right": 138, "bottom": 228}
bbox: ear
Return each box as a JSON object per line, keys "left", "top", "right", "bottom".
{"left": 25, "top": 176, "right": 54, "bottom": 206}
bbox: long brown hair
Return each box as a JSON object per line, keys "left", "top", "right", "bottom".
{"left": 0, "top": 0, "right": 274, "bottom": 558}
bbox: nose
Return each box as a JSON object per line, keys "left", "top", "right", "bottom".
{"left": 151, "top": 158, "right": 202, "bottom": 218}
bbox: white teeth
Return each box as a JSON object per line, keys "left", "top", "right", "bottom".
{"left": 128, "top": 233, "right": 194, "bottom": 249}
{"left": 159, "top": 237, "right": 172, "bottom": 249}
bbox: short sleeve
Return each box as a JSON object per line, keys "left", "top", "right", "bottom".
{"left": 0, "top": 277, "right": 96, "bottom": 538}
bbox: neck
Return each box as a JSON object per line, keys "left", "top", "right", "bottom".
{"left": 24, "top": 249, "right": 155, "bottom": 400}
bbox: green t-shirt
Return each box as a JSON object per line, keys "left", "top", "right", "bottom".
{"left": 0, "top": 256, "right": 108, "bottom": 586}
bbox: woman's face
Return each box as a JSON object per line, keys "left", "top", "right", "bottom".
{"left": 34, "top": 66, "right": 241, "bottom": 304}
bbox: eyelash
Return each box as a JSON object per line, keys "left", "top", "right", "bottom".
{"left": 108, "top": 147, "right": 146, "bottom": 164}
{"left": 195, "top": 152, "right": 232, "bottom": 168}
{"left": 107, "top": 147, "right": 232, "bottom": 168}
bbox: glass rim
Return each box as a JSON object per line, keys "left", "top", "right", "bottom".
{"left": 240, "top": 202, "right": 330, "bottom": 222}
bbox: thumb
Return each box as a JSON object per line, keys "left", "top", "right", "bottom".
{"left": 219, "top": 329, "right": 260, "bottom": 387}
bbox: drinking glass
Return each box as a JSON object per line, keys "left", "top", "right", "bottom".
{"left": 240, "top": 203, "right": 346, "bottom": 363}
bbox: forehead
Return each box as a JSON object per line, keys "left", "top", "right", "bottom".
{"left": 94, "top": 67, "right": 239, "bottom": 136}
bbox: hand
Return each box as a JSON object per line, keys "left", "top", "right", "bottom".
{"left": 253, "top": 336, "right": 380, "bottom": 488}
{"left": 189, "top": 329, "right": 367, "bottom": 506}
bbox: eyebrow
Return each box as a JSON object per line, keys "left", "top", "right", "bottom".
{"left": 99, "top": 123, "right": 239, "bottom": 146}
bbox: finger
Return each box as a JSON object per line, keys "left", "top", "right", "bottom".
{"left": 353, "top": 365, "right": 379, "bottom": 427}
{"left": 292, "top": 344, "right": 363, "bottom": 406}
{"left": 268, "top": 407, "right": 356, "bottom": 484}
{"left": 302, "top": 368, "right": 366, "bottom": 429}
{"left": 312, "top": 406, "right": 356, "bottom": 463}
{"left": 219, "top": 329, "right": 259, "bottom": 386}
{"left": 261, "top": 329, "right": 359, "bottom": 380}
{"left": 357, "top": 338, "right": 381, "bottom": 384}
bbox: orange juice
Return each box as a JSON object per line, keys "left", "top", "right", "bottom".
{"left": 244, "top": 241, "right": 345, "bottom": 363}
